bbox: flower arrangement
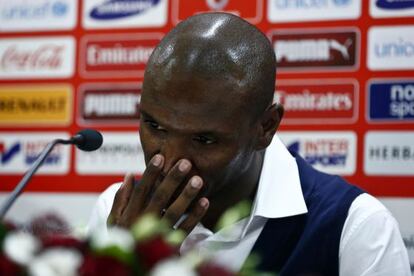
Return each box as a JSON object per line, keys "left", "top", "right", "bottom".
{"left": 0, "top": 213, "right": 236, "bottom": 276}
{"left": 0, "top": 202, "right": 262, "bottom": 276}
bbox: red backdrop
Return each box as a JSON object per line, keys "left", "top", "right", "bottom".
{"left": 1, "top": 0, "right": 413, "bottom": 198}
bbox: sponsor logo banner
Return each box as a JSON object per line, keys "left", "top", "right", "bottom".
{"left": 0, "top": 36, "right": 75, "bottom": 79}
{"left": 368, "top": 26, "right": 414, "bottom": 71}
{"left": 275, "top": 79, "right": 358, "bottom": 124}
{"left": 364, "top": 131, "right": 414, "bottom": 175}
{"left": 80, "top": 33, "right": 161, "bottom": 78}
{"left": 278, "top": 131, "right": 357, "bottom": 175}
{"left": 0, "top": 85, "right": 72, "bottom": 126}
{"left": 78, "top": 83, "right": 141, "bottom": 125}
{"left": 0, "top": 0, "right": 77, "bottom": 32}
{"left": 0, "top": 132, "right": 70, "bottom": 174}
{"left": 172, "top": 0, "right": 263, "bottom": 24}
{"left": 83, "top": 0, "right": 168, "bottom": 29}
{"left": 267, "top": 0, "right": 361, "bottom": 22}
{"left": 370, "top": 0, "right": 414, "bottom": 18}
{"left": 76, "top": 132, "right": 145, "bottom": 175}
{"left": 367, "top": 79, "right": 414, "bottom": 122}
{"left": 269, "top": 28, "right": 359, "bottom": 71}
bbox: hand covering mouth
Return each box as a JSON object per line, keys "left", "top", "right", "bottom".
{"left": 149, "top": 173, "right": 206, "bottom": 212}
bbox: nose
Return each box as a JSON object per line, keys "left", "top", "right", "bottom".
{"left": 160, "top": 135, "right": 191, "bottom": 175}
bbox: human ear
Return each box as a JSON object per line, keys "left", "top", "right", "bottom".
{"left": 255, "top": 103, "right": 284, "bottom": 150}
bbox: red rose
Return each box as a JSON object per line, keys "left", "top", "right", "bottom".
{"left": 198, "top": 262, "right": 235, "bottom": 276}
{"left": 79, "top": 254, "right": 132, "bottom": 276}
{"left": 0, "top": 254, "right": 20, "bottom": 275}
{"left": 41, "top": 235, "right": 88, "bottom": 253}
{"left": 1, "top": 221, "right": 17, "bottom": 232}
{"left": 29, "top": 213, "right": 70, "bottom": 237}
{"left": 135, "top": 236, "right": 177, "bottom": 269}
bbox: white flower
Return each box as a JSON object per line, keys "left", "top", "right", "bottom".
{"left": 91, "top": 226, "right": 134, "bottom": 251}
{"left": 150, "top": 258, "right": 197, "bottom": 276}
{"left": 3, "top": 231, "right": 40, "bottom": 265}
{"left": 28, "top": 247, "right": 82, "bottom": 276}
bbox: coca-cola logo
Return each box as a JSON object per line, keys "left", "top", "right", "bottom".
{"left": 1, "top": 45, "right": 64, "bottom": 70}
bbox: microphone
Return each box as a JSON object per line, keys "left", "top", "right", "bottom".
{"left": 0, "top": 129, "right": 104, "bottom": 220}
{"left": 68, "top": 129, "right": 103, "bottom": 151}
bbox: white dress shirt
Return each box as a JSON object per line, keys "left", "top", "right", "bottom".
{"left": 88, "top": 136, "right": 411, "bottom": 275}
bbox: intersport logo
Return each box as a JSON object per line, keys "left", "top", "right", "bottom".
{"left": 371, "top": 0, "right": 414, "bottom": 18}
{"left": 364, "top": 131, "right": 414, "bottom": 175}
{"left": 368, "top": 26, "right": 414, "bottom": 70}
{"left": 78, "top": 83, "right": 141, "bottom": 126}
{"left": 172, "top": 0, "right": 263, "bottom": 25}
{"left": 0, "top": 37, "right": 75, "bottom": 79}
{"left": 278, "top": 131, "right": 357, "bottom": 175}
{"left": 367, "top": 79, "right": 414, "bottom": 122}
{"left": 80, "top": 34, "right": 161, "bottom": 78}
{"left": 83, "top": 0, "right": 168, "bottom": 29}
{"left": 267, "top": 0, "right": 361, "bottom": 22}
{"left": 0, "top": 0, "right": 77, "bottom": 32}
{"left": 76, "top": 132, "right": 145, "bottom": 175}
{"left": 269, "top": 28, "right": 359, "bottom": 71}
{"left": 0, "top": 132, "right": 70, "bottom": 174}
{"left": 275, "top": 79, "right": 358, "bottom": 124}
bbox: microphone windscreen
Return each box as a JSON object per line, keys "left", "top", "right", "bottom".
{"left": 75, "top": 129, "right": 103, "bottom": 152}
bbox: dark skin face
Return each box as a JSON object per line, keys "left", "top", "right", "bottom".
{"left": 108, "top": 73, "right": 282, "bottom": 231}
{"left": 108, "top": 13, "right": 283, "bottom": 233}
{"left": 139, "top": 74, "right": 264, "bottom": 228}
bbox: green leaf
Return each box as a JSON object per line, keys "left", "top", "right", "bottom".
{"left": 239, "top": 253, "right": 277, "bottom": 276}
{"left": 0, "top": 223, "right": 9, "bottom": 247}
{"left": 93, "top": 245, "right": 135, "bottom": 265}
{"left": 165, "top": 229, "right": 186, "bottom": 246}
{"left": 215, "top": 200, "right": 252, "bottom": 232}
{"left": 131, "top": 213, "right": 169, "bottom": 241}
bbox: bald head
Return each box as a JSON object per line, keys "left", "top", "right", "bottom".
{"left": 143, "top": 12, "right": 276, "bottom": 120}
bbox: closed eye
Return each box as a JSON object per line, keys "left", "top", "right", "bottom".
{"left": 193, "top": 135, "right": 216, "bottom": 145}
{"left": 144, "top": 119, "right": 166, "bottom": 131}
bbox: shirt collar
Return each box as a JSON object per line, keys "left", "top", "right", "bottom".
{"left": 181, "top": 135, "right": 308, "bottom": 246}
{"left": 251, "top": 135, "right": 308, "bottom": 219}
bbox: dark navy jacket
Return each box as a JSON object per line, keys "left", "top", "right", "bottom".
{"left": 251, "top": 151, "right": 364, "bottom": 276}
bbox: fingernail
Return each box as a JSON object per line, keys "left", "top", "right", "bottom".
{"left": 152, "top": 155, "right": 163, "bottom": 167}
{"left": 200, "top": 198, "right": 209, "bottom": 208}
{"left": 179, "top": 159, "right": 190, "bottom": 172}
{"left": 190, "top": 177, "right": 202, "bottom": 189}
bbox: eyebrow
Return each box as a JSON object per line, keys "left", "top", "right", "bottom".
{"left": 140, "top": 110, "right": 233, "bottom": 138}
{"left": 139, "top": 110, "right": 157, "bottom": 122}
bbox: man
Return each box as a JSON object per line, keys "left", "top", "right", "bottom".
{"left": 88, "top": 12, "right": 410, "bottom": 275}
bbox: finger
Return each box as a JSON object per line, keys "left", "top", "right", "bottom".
{"left": 107, "top": 173, "right": 135, "bottom": 226}
{"left": 138, "top": 154, "right": 165, "bottom": 194}
{"left": 121, "top": 154, "right": 164, "bottom": 226}
{"left": 178, "top": 197, "right": 209, "bottom": 234}
{"left": 162, "top": 176, "right": 203, "bottom": 225}
{"left": 146, "top": 159, "right": 191, "bottom": 213}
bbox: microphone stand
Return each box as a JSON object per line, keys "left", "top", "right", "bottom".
{"left": 0, "top": 138, "right": 73, "bottom": 220}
